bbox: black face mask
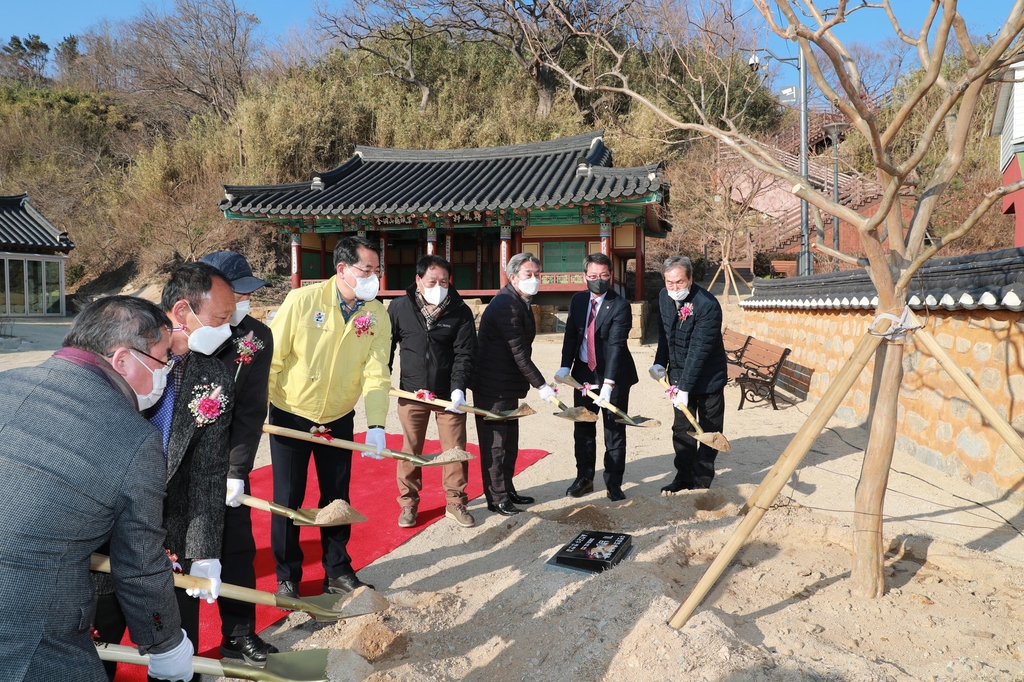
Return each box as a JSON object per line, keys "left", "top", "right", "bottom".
{"left": 587, "top": 278, "right": 611, "bottom": 295}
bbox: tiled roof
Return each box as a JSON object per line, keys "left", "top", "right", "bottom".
{"left": 219, "top": 131, "right": 667, "bottom": 221}
{"left": 741, "top": 247, "right": 1024, "bottom": 312}
{"left": 0, "top": 194, "right": 74, "bottom": 254}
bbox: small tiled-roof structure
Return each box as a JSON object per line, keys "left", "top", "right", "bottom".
{"left": 0, "top": 194, "right": 74, "bottom": 253}
{"left": 742, "top": 246, "right": 1024, "bottom": 312}
{"left": 220, "top": 130, "right": 668, "bottom": 233}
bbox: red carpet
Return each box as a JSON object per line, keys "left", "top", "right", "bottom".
{"left": 114, "top": 432, "right": 548, "bottom": 677}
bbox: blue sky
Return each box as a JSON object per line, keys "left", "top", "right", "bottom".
{"left": 0, "top": 1, "right": 1013, "bottom": 67}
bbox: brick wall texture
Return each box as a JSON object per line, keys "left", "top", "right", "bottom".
{"left": 741, "top": 308, "right": 1024, "bottom": 503}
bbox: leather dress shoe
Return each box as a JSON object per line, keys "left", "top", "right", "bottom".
{"left": 276, "top": 580, "right": 298, "bottom": 599}
{"left": 607, "top": 485, "right": 626, "bottom": 501}
{"left": 565, "top": 477, "right": 594, "bottom": 498}
{"left": 661, "top": 480, "right": 693, "bottom": 495}
{"left": 507, "top": 491, "right": 535, "bottom": 505}
{"left": 324, "top": 572, "right": 374, "bottom": 594}
{"left": 220, "top": 632, "right": 279, "bottom": 666}
{"left": 486, "top": 499, "right": 523, "bottom": 516}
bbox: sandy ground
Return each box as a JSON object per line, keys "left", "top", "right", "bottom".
{"left": 5, "top": 307, "right": 1024, "bottom": 682}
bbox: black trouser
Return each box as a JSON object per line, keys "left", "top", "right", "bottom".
{"left": 571, "top": 371, "right": 631, "bottom": 488}
{"left": 670, "top": 388, "right": 726, "bottom": 489}
{"left": 473, "top": 395, "right": 521, "bottom": 506}
{"left": 95, "top": 587, "right": 199, "bottom": 682}
{"left": 218, "top": 479, "right": 256, "bottom": 639}
{"left": 269, "top": 404, "right": 354, "bottom": 583}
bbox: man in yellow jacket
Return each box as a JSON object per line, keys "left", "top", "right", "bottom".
{"left": 268, "top": 235, "right": 391, "bottom": 598}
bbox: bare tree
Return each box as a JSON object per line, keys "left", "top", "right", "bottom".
{"left": 524, "top": 0, "right": 1024, "bottom": 604}
{"left": 317, "top": 0, "right": 449, "bottom": 112}
{"left": 123, "top": 0, "right": 262, "bottom": 120}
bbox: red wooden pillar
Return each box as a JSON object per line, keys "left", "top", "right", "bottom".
{"left": 499, "top": 223, "right": 511, "bottom": 287}
{"left": 378, "top": 232, "right": 388, "bottom": 291}
{"left": 635, "top": 224, "right": 645, "bottom": 301}
{"left": 475, "top": 228, "right": 483, "bottom": 289}
{"left": 290, "top": 233, "right": 301, "bottom": 289}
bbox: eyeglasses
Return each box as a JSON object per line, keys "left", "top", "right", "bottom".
{"left": 131, "top": 348, "right": 174, "bottom": 371}
{"left": 584, "top": 274, "right": 612, "bottom": 281}
{"left": 349, "top": 263, "right": 384, "bottom": 277}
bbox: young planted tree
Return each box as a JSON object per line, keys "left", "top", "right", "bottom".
{"left": 523, "top": 0, "right": 1024, "bottom": 607}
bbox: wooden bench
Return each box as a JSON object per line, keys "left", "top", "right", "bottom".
{"left": 721, "top": 329, "right": 791, "bottom": 410}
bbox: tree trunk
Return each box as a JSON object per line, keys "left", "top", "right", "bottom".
{"left": 851, "top": 338, "right": 904, "bottom": 597}
{"left": 534, "top": 64, "right": 556, "bottom": 118}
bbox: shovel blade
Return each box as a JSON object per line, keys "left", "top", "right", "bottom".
{"left": 264, "top": 649, "right": 330, "bottom": 682}
{"left": 483, "top": 403, "right": 538, "bottom": 420}
{"left": 614, "top": 416, "right": 661, "bottom": 428}
{"left": 554, "top": 407, "right": 598, "bottom": 422}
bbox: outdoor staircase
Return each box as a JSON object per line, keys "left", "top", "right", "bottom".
{"left": 718, "top": 113, "right": 884, "bottom": 254}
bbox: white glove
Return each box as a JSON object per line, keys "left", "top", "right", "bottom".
{"left": 147, "top": 629, "right": 195, "bottom": 681}
{"left": 672, "top": 390, "right": 689, "bottom": 409}
{"left": 225, "top": 478, "right": 245, "bottom": 507}
{"left": 537, "top": 384, "right": 558, "bottom": 401}
{"left": 650, "top": 364, "right": 667, "bottom": 380}
{"left": 363, "top": 427, "right": 386, "bottom": 459}
{"left": 554, "top": 367, "right": 570, "bottom": 381}
{"left": 596, "top": 382, "right": 614, "bottom": 408}
{"left": 186, "top": 558, "right": 221, "bottom": 603}
{"left": 446, "top": 389, "right": 467, "bottom": 414}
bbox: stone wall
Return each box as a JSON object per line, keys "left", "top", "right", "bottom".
{"left": 741, "top": 307, "right": 1024, "bottom": 503}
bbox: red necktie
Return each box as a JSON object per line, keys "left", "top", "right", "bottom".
{"left": 587, "top": 298, "right": 598, "bottom": 371}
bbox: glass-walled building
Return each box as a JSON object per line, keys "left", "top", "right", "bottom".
{"left": 0, "top": 195, "right": 74, "bottom": 316}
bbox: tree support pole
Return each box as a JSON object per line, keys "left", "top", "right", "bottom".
{"left": 671, "top": 326, "right": 886, "bottom": 629}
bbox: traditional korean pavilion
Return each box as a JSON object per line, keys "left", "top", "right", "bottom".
{"left": 0, "top": 194, "right": 74, "bottom": 316}
{"left": 219, "top": 131, "right": 670, "bottom": 301}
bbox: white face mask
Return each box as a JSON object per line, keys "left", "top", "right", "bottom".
{"left": 351, "top": 272, "right": 380, "bottom": 301}
{"left": 517, "top": 276, "right": 540, "bottom": 297}
{"left": 667, "top": 287, "right": 689, "bottom": 302}
{"left": 183, "top": 303, "right": 232, "bottom": 355}
{"left": 229, "top": 299, "right": 250, "bottom": 326}
{"left": 130, "top": 351, "right": 172, "bottom": 411}
{"left": 422, "top": 284, "right": 447, "bottom": 306}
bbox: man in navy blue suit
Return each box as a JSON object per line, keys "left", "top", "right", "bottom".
{"left": 557, "top": 253, "right": 638, "bottom": 501}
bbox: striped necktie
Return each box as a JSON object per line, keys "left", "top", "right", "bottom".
{"left": 587, "top": 298, "right": 598, "bottom": 372}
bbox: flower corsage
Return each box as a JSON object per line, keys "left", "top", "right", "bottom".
{"left": 233, "top": 331, "right": 265, "bottom": 380}
{"left": 188, "top": 384, "right": 227, "bottom": 427}
{"left": 415, "top": 389, "right": 436, "bottom": 401}
{"left": 310, "top": 425, "right": 334, "bottom": 442}
{"left": 353, "top": 312, "right": 377, "bottom": 337}
{"left": 579, "top": 382, "right": 595, "bottom": 396}
{"left": 678, "top": 303, "right": 694, "bottom": 322}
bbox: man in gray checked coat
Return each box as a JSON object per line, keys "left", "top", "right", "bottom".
{"left": 0, "top": 296, "right": 195, "bottom": 682}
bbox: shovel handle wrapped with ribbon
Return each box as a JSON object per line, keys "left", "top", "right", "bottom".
{"left": 651, "top": 369, "right": 731, "bottom": 452}
{"left": 263, "top": 423, "right": 473, "bottom": 466}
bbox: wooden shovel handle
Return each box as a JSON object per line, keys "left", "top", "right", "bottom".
{"left": 95, "top": 642, "right": 229, "bottom": 677}
{"left": 262, "top": 423, "right": 429, "bottom": 465}
{"left": 90, "top": 553, "right": 276, "bottom": 607}
{"left": 655, "top": 374, "right": 705, "bottom": 435}
{"left": 388, "top": 387, "right": 493, "bottom": 418}
{"left": 238, "top": 493, "right": 314, "bottom": 523}
{"left": 553, "top": 374, "right": 635, "bottom": 424}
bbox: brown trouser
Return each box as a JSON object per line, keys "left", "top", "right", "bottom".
{"left": 396, "top": 398, "right": 469, "bottom": 507}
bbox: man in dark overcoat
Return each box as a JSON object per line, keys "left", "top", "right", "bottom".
{"left": 557, "top": 252, "right": 638, "bottom": 501}
{"left": 471, "top": 252, "right": 557, "bottom": 516}
{"left": 653, "top": 255, "right": 728, "bottom": 492}
{"left": 0, "top": 296, "right": 194, "bottom": 682}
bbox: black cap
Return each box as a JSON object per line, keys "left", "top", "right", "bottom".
{"left": 199, "top": 250, "right": 268, "bottom": 294}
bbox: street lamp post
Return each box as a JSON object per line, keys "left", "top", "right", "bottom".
{"left": 749, "top": 48, "right": 811, "bottom": 276}
{"left": 822, "top": 122, "right": 850, "bottom": 267}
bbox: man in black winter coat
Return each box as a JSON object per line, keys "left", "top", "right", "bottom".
{"left": 389, "top": 255, "right": 477, "bottom": 529}
{"left": 471, "top": 252, "right": 558, "bottom": 516}
{"left": 653, "top": 255, "right": 728, "bottom": 493}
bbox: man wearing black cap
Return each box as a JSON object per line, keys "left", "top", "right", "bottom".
{"left": 200, "top": 250, "right": 278, "bottom": 665}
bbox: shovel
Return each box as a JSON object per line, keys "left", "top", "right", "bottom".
{"left": 390, "top": 387, "right": 536, "bottom": 420}
{"left": 540, "top": 385, "right": 598, "bottom": 422}
{"left": 95, "top": 641, "right": 331, "bottom": 682}
{"left": 238, "top": 493, "right": 367, "bottom": 527}
{"left": 90, "top": 554, "right": 388, "bottom": 623}
{"left": 652, "top": 371, "right": 731, "bottom": 452}
{"left": 554, "top": 375, "right": 661, "bottom": 428}
{"left": 263, "top": 424, "right": 474, "bottom": 466}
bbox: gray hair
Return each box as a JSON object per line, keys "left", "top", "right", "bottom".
{"left": 63, "top": 295, "right": 172, "bottom": 356}
{"left": 662, "top": 255, "right": 693, "bottom": 279}
{"left": 506, "top": 252, "right": 542, "bottom": 278}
